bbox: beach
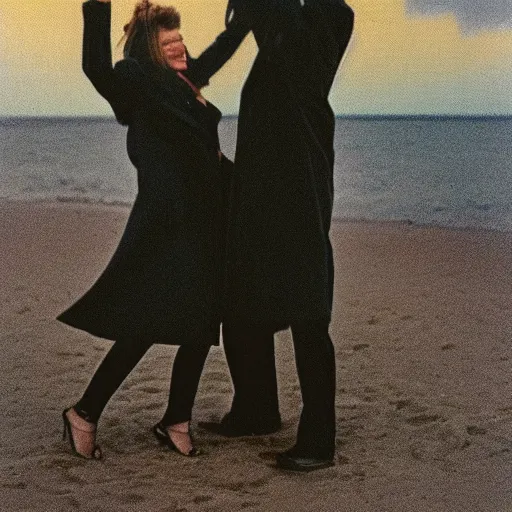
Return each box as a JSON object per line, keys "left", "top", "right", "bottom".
{"left": 1, "top": 200, "right": 511, "bottom": 511}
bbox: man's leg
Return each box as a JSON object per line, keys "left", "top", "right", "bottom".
{"left": 276, "top": 319, "right": 336, "bottom": 471}
{"left": 199, "top": 323, "right": 281, "bottom": 436}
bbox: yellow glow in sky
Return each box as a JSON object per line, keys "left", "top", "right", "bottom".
{"left": 1, "top": 0, "right": 511, "bottom": 115}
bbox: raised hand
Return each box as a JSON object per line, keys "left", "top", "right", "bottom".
{"left": 225, "top": 0, "right": 251, "bottom": 29}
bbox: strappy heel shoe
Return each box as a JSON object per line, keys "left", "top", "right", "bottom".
{"left": 62, "top": 408, "right": 102, "bottom": 460}
{"left": 152, "top": 422, "right": 202, "bottom": 457}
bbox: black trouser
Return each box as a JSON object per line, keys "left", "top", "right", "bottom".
{"left": 290, "top": 320, "right": 336, "bottom": 459}
{"left": 223, "top": 320, "right": 335, "bottom": 458}
{"left": 222, "top": 324, "right": 280, "bottom": 424}
{"left": 75, "top": 339, "right": 210, "bottom": 426}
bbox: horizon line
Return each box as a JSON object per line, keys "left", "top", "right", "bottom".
{"left": 2, "top": 114, "right": 512, "bottom": 121}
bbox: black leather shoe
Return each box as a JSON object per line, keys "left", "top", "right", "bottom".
{"left": 276, "top": 449, "right": 334, "bottom": 472}
{"left": 198, "top": 413, "right": 281, "bottom": 437}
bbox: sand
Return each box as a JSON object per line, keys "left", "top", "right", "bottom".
{"left": 1, "top": 200, "right": 511, "bottom": 512}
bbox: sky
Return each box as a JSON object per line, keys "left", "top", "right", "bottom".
{"left": 0, "top": 0, "right": 511, "bottom": 116}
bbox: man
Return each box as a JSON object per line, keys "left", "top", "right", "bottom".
{"left": 201, "top": 0, "right": 354, "bottom": 472}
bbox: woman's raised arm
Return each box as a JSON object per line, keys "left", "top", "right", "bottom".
{"left": 82, "top": 0, "right": 115, "bottom": 97}
{"left": 82, "top": 0, "right": 133, "bottom": 120}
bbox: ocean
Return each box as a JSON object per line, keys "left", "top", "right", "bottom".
{"left": 1, "top": 116, "right": 511, "bottom": 232}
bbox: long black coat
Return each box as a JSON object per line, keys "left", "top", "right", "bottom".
{"left": 58, "top": 1, "right": 247, "bottom": 345}
{"left": 224, "top": 0, "right": 354, "bottom": 331}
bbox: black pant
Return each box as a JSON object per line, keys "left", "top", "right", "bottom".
{"left": 223, "top": 320, "right": 335, "bottom": 458}
{"left": 75, "top": 339, "right": 210, "bottom": 426}
{"left": 290, "top": 321, "right": 336, "bottom": 458}
{"left": 222, "top": 324, "right": 280, "bottom": 424}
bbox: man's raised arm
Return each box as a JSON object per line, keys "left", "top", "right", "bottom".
{"left": 185, "top": 9, "right": 250, "bottom": 88}
{"left": 228, "top": 0, "right": 304, "bottom": 54}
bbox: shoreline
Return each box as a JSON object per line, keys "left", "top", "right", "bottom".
{"left": 3, "top": 114, "right": 512, "bottom": 121}
{"left": 2, "top": 197, "right": 511, "bottom": 236}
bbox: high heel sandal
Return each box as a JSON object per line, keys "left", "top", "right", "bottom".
{"left": 152, "top": 422, "right": 202, "bottom": 457}
{"left": 62, "top": 408, "right": 102, "bottom": 460}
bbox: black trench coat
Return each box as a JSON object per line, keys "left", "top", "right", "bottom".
{"left": 224, "top": 0, "right": 354, "bottom": 331}
{"left": 58, "top": 1, "right": 247, "bottom": 345}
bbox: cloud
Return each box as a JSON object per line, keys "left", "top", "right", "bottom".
{"left": 406, "top": 0, "right": 512, "bottom": 33}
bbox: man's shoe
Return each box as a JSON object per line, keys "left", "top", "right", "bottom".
{"left": 198, "top": 413, "right": 281, "bottom": 437}
{"left": 276, "top": 448, "right": 334, "bottom": 472}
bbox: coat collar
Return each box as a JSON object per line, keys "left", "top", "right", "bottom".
{"left": 123, "top": 57, "right": 217, "bottom": 147}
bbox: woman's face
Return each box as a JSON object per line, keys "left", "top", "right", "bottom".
{"left": 158, "top": 28, "right": 187, "bottom": 71}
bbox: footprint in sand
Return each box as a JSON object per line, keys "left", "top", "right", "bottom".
{"left": 139, "top": 386, "right": 162, "bottom": 394}
{"left": 224, "top": 476, "right": 269, "bottom": 491}
{"left": 193, "top": 495, "right": 214, "bottom": 504}
{"left": 241, "top": 502, "right": 260, "bottom": 509}
{"left": 390, "top": 398, "right": 429, "bottom": 415}
{"left": 466, "top": 425, "right": 487, "bottom": 435}
{"left": 120, "top": 492, "right": 146, "bottom": 505}
{"left": 205, "top": 370, "right": 227, "bottom": 380}
{"left": 410, "top": 423, "right": 469, "bottom": 460}
{"left": 55, "top": 350, "right": 86, "bottom": 357}
{"left": 405, "top": 414, "right": 442, "bottom": 426}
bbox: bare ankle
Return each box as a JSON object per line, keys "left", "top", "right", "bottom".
{"left": 167, "top": 421, "right": 190, "bottom": 434}
{"left": 67, "top": 408, "right": 96, "bottom": 432}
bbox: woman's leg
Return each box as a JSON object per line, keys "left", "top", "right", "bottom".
{"left": 75, "top": 338, "right": 153, "bottom": 421}
{"left": 158, "top": 344, "right": 211, "bottom": 454}
{"left": 160, "top": 343, "right": 211, "bottom": 425}
{"left": 66, "top": 338, "right": 152, "bottom": 457}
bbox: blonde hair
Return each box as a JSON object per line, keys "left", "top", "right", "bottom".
{"left": 122, "top": 0, "right": 181, "bottom": 67}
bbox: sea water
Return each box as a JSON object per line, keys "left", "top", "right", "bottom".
{"left": 1, "top": 116, "right": 511, "bottom": 231}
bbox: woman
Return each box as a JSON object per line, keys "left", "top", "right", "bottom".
{"left": 58, "top": 0, "right": 247, "bottom": 459}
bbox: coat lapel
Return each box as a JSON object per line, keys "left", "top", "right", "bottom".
{"left": 126, "top": 58, "right": 217, "bottom": 147}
